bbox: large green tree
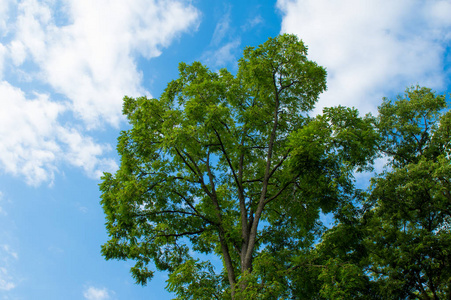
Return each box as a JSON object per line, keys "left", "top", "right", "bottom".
{"left": 99, "top": 34, "right": 378, "bottom": 299}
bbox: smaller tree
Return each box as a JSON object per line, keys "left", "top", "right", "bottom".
{"left": 367, "top": 86, "right": 451, "bottom": 299}
{"left": 311, "top": 86, "right": 451, "bottom": 299}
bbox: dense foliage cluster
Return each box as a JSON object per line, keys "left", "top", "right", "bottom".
{"left": 100, "top": 34, "right": 450, "bottom": 299}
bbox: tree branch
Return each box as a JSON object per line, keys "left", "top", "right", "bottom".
{"left": 268, "top": 149, "right": 291, "bottom": 179}
{"left": 156, "top": 229, "right": 207, "bottom": 239}
{"left": 264, "top": 180, "right": 296, "bottom": 206}
{"left": 178, "top": 148, "right": 215, "bottom": 200}
{"left": 173, "top": 190, "right": 219, "bottom": 226}
{"left": 243, "top": 70, "right": 281, "bottom": 271}
{"left": 174, "top": 147, "right": 200, "bottom": 180}
{"left": 212, "top": 127, "right": 243, "bottom": 195}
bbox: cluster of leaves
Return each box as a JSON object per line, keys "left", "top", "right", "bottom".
{"left": 99, "top": 33, "right": 450, "bottom": 299}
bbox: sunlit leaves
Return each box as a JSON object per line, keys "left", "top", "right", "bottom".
{"left": 99, "top": 34, "right": 381, "bottom": 298}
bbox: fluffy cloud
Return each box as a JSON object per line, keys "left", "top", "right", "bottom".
{"left": 0, "top": 0, "right": 200, "bottom": 185}
{"left": 0, "top": 81, "right": 64, "bottom": 185}
{"left": 277, "top": 0, "right": 451, "bottom": 114}
{"left": 57, "top": 126, "right": 118, "bottom": 179}
{"left": 0, "top": 81, "right": 117, "bottom": 185}
{"left": 11, "top": 0, "right": 199, "bottom": 127}
{"left": 83, "top": 286, "right": 111, "bottom": 300}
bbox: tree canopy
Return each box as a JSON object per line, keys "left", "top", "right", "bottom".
{"left": 99, "top": 34, "right": 450, "bottom": 299}
{"left": 310, "top": 87, "right": 451, "bottom": 299}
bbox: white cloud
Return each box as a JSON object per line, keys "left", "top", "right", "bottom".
{"left": 11, "top": 0, "right": 200, "bottom": 127}
{"left": 277, "top": 0, "right": 451, "bottom": 114}
{"left": 7, "top": 40, "right": 27, "bottom": 66}
{"left": 0, "top": 81, "right": 116, "bottom": 185}
{"left": 0, "top": 0, "right": 199, "bottom": 185}
{"left": 0, "top": 81, "right": 64, "bottom": 185}
{"left": 57, "top": 127, "right": 118, "bottom": 179}
{"left": 83, "top": 286, "right": 111, "bottom": 300}
{"left": 0, "top": 0, "right": 12, "bottom": 34}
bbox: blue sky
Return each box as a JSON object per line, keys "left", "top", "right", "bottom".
{"left": 0, "top": 0, "right": 450, "bottom": 299}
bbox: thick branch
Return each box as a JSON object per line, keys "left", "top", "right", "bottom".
{"left": 264, "top": 180, "right": 295, "bottom": 206}
{"left": 173, "top": 191, "right": 218, "bottom": 225}
{"left": 279, "top": 79, "right": 300, "bottom": 92}
{"left": 156, "top": 229, "right": 206, "bottom": 238}
{"left": 212, "top": 127, "right": 249, "bottom": 260}
{"left": 177, "top": 148, "right": 215, "bottom": 200}
{"left": 134, "top": 210, "right": 204, "bottom": 218}
{"left": 268, "top": 149, "right": 291, "bottom": 179}
{"left": 243, "top": 178, "right": 264, "bottom": 183}
{"left": 203, "top": 151, "right": 237, "bottom": 291}
{"left": 212, "top": 127, "right": 243, "bottom": 196}
{"left": 174, "top": 147, "right": 236, "bottom": 287}
{"left": 243, "top": 73, "right": 281, "bottom": 272}
{"left": 174, "top": 147, "right": 201, "bottom": 181}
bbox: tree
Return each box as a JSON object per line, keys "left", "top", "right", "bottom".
{"left": 366, "top": 86, "right": 451, "bottom": 299}
{"left": 309, "top": 86, "right": 451, "bottom": 299}
{"left": 99, "top": 34, "right": 378, "bottom": 299}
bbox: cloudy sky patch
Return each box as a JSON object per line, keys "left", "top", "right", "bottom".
{"left": 0, "top": 0, "right": 200, "bottom": 185}
{"left": 83, "top": 286, "right": 112, "bottom": 300}
{"left": 277, "top": 0, "right": 451, "bottom": 113}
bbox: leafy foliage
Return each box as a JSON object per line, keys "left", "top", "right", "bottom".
{"left": 100, "top": 34, "right": 449, "bottom": 299}
{"left": 366, "top": 87, "right": 451, "bottom": 299}
{"left": 99, "top": 34, "right": 379, "bottom": 299}
{"left": 311, "top": 87, "right": 451, "bottom": 299}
